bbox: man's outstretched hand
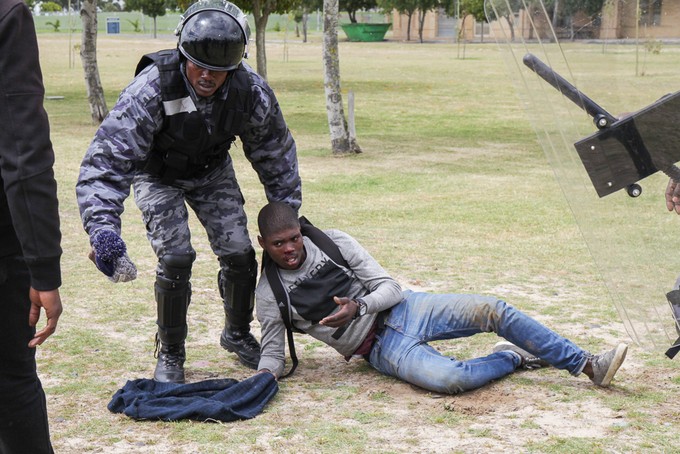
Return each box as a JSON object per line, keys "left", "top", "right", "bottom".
{"left": 319, "top": 296, "right": 358, "bottom": 328}
{"left": 28, "top": 288, "right": 63, "bottom": 348}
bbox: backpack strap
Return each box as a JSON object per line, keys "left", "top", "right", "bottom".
{"left": 299, "top": 216, "right": 351, "bottom": 340}
{"left": 263, "top": 252, "right": 299, "bottom": 379}
{"left": 298, "top": 216, "right": 349, "bottom": 269}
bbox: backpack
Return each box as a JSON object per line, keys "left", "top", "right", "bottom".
{"left": 262, "top": 216, "right": 349, "bottom": 378}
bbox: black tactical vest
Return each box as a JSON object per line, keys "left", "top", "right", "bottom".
{"left": 135, "top": 49, "right": 252, "bottom": 184}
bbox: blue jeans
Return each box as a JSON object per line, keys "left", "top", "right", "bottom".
{"left": 367, "top": 290, "right": 589, "bottom": 394}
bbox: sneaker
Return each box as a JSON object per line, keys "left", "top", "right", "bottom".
{"left": 493, "top": 341, "right": 550, "bottom": 370}
{"left": 589, "top": 343, "right": 628, "bottom": 387}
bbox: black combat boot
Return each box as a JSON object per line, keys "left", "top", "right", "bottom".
{"left": 220, "top": 327, "right": 260, "bottom": 369}
{"left": 154, "top": 338, "right": 186, "bottom": 383}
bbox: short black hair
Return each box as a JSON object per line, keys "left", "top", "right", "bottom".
{"left": 257, "top": 202, "right": 299, "bottom": 238}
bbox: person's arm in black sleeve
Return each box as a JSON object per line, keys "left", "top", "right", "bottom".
{"left": 0, "top": 1, "right": 63, "bottom": 345}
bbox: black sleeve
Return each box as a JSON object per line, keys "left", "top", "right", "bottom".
{"left": 0, "top": 0, "right": 62, "bottom": 290}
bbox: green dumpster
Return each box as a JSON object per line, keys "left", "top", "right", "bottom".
{"left": 341, "top": 23, "right": 392, "bottom": 42}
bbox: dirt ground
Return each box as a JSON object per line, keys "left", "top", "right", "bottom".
{"left": 47, "top": 280, "right": 680, "bottom": 453}
{"left": 56, "top": 342, "right": 659, "bottom": 454}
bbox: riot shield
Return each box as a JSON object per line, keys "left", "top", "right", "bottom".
{"left": 484, "top": 0, "right": 680, "bottom": 354}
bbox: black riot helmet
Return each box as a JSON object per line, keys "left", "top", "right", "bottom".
{"left": 176, "top": 0, "right": 250, "bottom": 71}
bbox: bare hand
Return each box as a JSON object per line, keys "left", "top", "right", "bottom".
{"left": 666, "top": 178, "right": 680, "bottom": 214}
{"left": 319, "top": 296, "right": 358, "bottom": 328}
{"left": 28, "top": 288, "right": 63, "bottom": 348}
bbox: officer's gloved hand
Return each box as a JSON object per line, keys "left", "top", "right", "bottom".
{"left": 89, "top": 230, "right": 137, "bottom": 283}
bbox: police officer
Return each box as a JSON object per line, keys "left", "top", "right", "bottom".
{"left": 76, "top": 0, "right": 301, "bottom": 384}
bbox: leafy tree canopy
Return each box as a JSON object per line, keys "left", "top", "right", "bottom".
{"left": 378, "top": 0, "right": 418, "bottom": 16}
{"left": 41, "top": 1, "right": 62, "bottom": 12}
{"left": 341, "top": 0, "right": 377, "bottom": 23}
{"left": 126, "top": 0, "right": 168, "bottom": 18}
{"left": 460, "top": 0, "right": 485, "bottom": 22}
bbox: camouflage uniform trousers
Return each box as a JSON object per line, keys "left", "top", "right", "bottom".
{"left": 132, "top": 155, "right": 254, "bottom": 274}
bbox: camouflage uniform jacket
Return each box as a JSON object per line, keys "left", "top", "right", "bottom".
{"left": 76, "top": 53, "right": 301, "bottom": 236}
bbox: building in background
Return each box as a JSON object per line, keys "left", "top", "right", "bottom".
{"left": 389, "top": 1, "right": 679, "bottom": 42}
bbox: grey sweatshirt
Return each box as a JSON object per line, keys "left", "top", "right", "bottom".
{"left": 256, "top": 229, "right": 403, "bottom": 377}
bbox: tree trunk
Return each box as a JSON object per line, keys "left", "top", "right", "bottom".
{"left": 252, "top": 0, "right": 270, "bottom": 81}
{"left": 504, "top": 14, "right": 515, "bottom": 41}
{"left": 552, "top": 0, "right": 560, "bottom": 27}
{"left": 322, "top": 0, "right": 360, "bottom": 154}
{"left": 457, "top": 15, "right": 467, "bottom": 59}
{"left": 255, "top": 15, "right": 268, "bottom": 80}
{"left": 302, "top": 10, "right": 308, "bottom": 43}
{"left": 80, "top": 0, "right": 107, "bottom": 123}
{"left": 406, "top": 12, "right": 413, "bottom": 41}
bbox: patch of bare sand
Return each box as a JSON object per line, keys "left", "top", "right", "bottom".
{"left": 239, "top": 336, "right": 643, "bottom": 453}
{"left": 357, "top": 377, "right": 632, "bottom": 452}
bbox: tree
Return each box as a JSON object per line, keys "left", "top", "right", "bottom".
{"left": 292, "top": 0, "right": 322, "bottom": 42}
{"left": 234, "top": 0, "right": 300, "bottom": 81}
{"left": 485, "top": 0, "right": 522, "bottom": 40}
{"left": 451, "top": 0, "right": 483, "bottom": 57}
{"left": 561, "top": 0, "right": 605, "bottom": 16}
{"left": 457, "top": 0, "right": 484, "bottom": 45}
{"left": 415, "top": 0, "right": 439, "bottom": 43}
{"left": 379, "top": 0, "right": 418, "bottom": 41}
{"left": 100, "top": 0, "right": 124, "bottom": 12}
{"left": 80, "top": 0, "right": 108, "bottom": 123}
{"left": 176, "top": 0, "right": 193, "bottom": 10}
{"left": 41, "top": 1, "right": 63, "bottom": 12}
{"left": 559, "top": 0, "right": 606, "bottom": 39}
{"left": 322, "top": 0, "right": 361, "bottom": 154}
{"left": 126, "top": 0, "right": 167, "bottom": 38}
{"left": 341, "top": 0, "right": 377, "bottom": 23}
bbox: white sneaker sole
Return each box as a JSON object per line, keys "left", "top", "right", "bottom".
{"left": 598, "top": 343, "right": 628, "bottom": 387}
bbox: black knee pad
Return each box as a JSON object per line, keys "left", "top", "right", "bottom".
{"left": 158, "top": 253, "right": 195, "bottom": 285}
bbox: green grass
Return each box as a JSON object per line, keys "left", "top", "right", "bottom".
{"left": 31, "top": 31, "right": 680, "bottom": 452}
{"left": 31, "top": 10, "right": 381, "bottom": 35}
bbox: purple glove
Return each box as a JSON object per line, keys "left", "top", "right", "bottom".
{"left": 90, "top": 230, "right": 137, "bottom": 283}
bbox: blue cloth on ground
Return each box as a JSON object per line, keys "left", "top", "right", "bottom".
{"left": 107, "top": 372, "right": 278, "bottom": 422}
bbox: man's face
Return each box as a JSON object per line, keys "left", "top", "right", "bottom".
{"left": 185, "top": 60, "right": 228, "bottom": 97}
{"left": 258, "top": 227, "right": 306, "bottom": 270}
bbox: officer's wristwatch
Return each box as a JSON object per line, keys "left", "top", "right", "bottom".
{"left": 353, "top": 298, "right": 368, "bottom": 319}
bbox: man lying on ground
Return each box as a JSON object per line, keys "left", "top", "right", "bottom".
{"left": 254, "top": 201, "right": 627, "bottom": 394}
